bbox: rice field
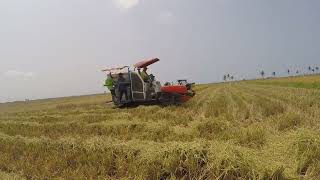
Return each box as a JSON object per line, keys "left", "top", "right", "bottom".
{"left": 249, "top": 74, "right": 320, "bottom": 89}
{"left": 1, "top": 76, "right": 320, "bottom": 179}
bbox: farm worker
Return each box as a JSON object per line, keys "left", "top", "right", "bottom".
{"left": 104, "top": 73, "right": 115, "bottom": 96}
{"left": 140, "top": 67, "right": 149, "bottom": 82}
{"left": 117, "top": 73, "right": 129, "bottom": 102}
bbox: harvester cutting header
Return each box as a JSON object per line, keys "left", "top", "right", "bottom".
{"left": 102, "top": 58, "right": 195, "bottom": 107}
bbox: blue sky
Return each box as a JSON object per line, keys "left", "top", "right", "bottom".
{"left": 0, "top": 0, "right": 319, "bottom": 102}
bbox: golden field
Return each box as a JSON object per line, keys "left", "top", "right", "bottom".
{"left": 1, "top": 76, "right": 320, "bottom": 179}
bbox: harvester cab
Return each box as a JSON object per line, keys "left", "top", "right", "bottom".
{"left": 102, "top": 58, "right": 195, "bottom": 107}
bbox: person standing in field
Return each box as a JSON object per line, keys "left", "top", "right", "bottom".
{"left": 117, "top": 73, "right": 129, "bottom": 102}
{"left": 140, "top": 67, "right": 150, "bottom": 82}
{"left": 104, "top": 73, "right": 115, "bottom": 96}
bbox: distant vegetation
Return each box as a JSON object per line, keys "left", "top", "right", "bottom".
{"left": 1, "top": 76, "right": 320, "bottom": 179}
{"left": 223, "top": 65, "right": 319, "bottom": 81}
{"left": 250, "top": 75, "right": 320, "bottom": 89}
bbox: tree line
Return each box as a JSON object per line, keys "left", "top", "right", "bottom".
{"left": 223, "top": 66, "right": 319, "bottom": 81}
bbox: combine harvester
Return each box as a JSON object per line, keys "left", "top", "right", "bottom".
{"left": 102, "top": 58, "right": 195, "bottom": 107}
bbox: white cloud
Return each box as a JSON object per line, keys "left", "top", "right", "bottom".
{"left": 113, "top": 0, "right": 139, "bottom": 10}
{"left": 3, "top": 70, "right": 35, "bottom": 79}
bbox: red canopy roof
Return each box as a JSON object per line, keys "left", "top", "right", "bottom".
{"left": 134, "top": 58, "right": 160, "bottom": 68}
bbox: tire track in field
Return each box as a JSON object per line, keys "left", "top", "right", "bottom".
{"left": 227, "top": 87, "right": 255, "bottom": 124}
{"left": 241, "top": 84, "right": 320, "bottom": 110}
{"left": 240, "top": 84, "right": 320, "bottom": 117}
{"left": 226, "top": 85, "right": 307, "bottom": 176}
{"left": 237, "top": 84, "right": 319, "bottom": 129}
{"left": 218, "top": 85, "right": 254, "bottom": 123}
{"left": 186, "top": 85, "right": 224, "bottom": 118}
{"left": 226, "top": 86, "right": 277, "bottom": 122}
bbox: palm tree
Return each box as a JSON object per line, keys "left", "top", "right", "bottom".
{"left": 312, "top": 69, "right": 315, "bottom": 73}
{"left": 230, "top": 76, "right": 234, "bottom": 81}
{"left": 287, "top": 69, "right": 290, "bottom": 75}
{"left": 296, "top": 70, "right": 299, "bottom": 75}
{"left": 272, "top": 72, "right": 276, "bottom": 77}
{"left": 308, "top": 66, "right": 312, "bottom": 73}
{"left": 316, "top": 67, "right": 319, "bottom": 73}
{"left": 223, "top": 75, "right": 227, "bottom": 81}
{"left": 260, "top": 71, "right": 265, "bottom": 79}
